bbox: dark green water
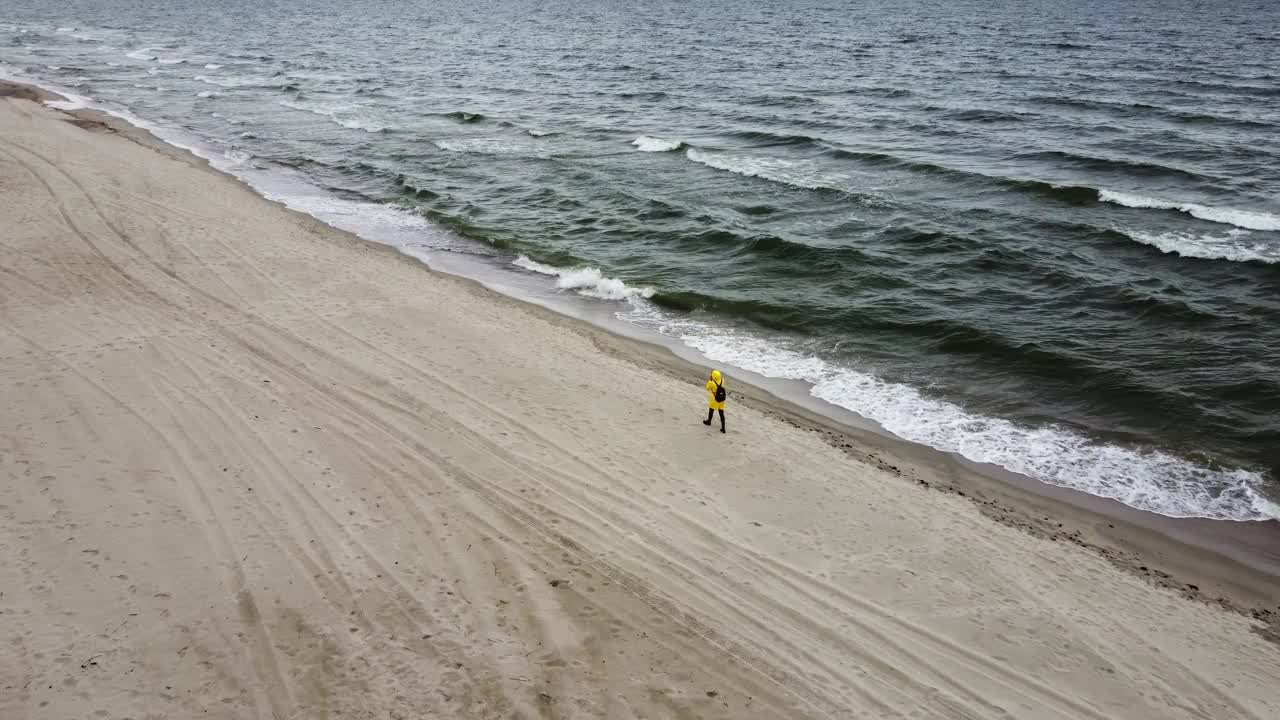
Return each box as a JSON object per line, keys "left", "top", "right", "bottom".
{"left": 5, "top": 0, "right": 1278, "bottom": 519}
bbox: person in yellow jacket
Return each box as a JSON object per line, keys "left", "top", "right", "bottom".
{"left": 703, "top": 369, "right": 727, "bottom": 433}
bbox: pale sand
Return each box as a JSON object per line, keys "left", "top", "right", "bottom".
{"left": 1, "top": 90, "right": 1278, "bottom": 719}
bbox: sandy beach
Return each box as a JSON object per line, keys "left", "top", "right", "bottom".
{"left": 2, "top": 84, "right": 1279, "bottom": 719}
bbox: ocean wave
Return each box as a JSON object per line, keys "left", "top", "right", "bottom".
{"left": 747, "top": 93, "right": 821, "bottom": 108}
{"left": 194, "top": 74, "right": 276, "bottom": 89}
{"left": 727, "top": 130, "right": 821, "bottom": 146}
{"left": 203, "top": 63, "right": 223, "bottom": 70}
{"left": 444, "top": 110, "right": 485, "bottom": 123}
{"left": 1128, "top": 229, "right": 1279, "bottom": 264}
{"left": 1099, "top": 190, "right": 1280, "bottom": 231}
{"left": 989, "top": 178, "right": 1098, "bottom": 204}
{"left": 158, "top": 57, "right": 187, "bottom": 65}
{"left": 512, "top": 256, "right": 655, "bottom": 300}
{"left": 616, "top": 90, "right": 668, "bottom": 102}
{"left": 527, "top": 128, "right": 554, "bottom": 137}
{"left": 632, "top": 135, "right": 682, "bottom": 152}
{"left": 862, "top": 86, "right": 914, "bottom": 98}
{"left": 222, "top": 148, "right": 252, "bottom": 166}
{"left": 432, "top": 138, "right": 542, "bottom": 156}
{"left": 1016, "top": 150, "right": 1213, "bottom": 182}
{"left": 1170, "top": 79, "right": 1280, "bottom": 97}
{"left": 391, "top": 173, "right": 440, "bottom": 200}
{"left": 195, "top": 90, "right": 216, "bottom": 98}
{"left": 647, "top": 228, "right": 876, "bottom": 276}
{"left": 44, "top": 98, "right": 87, "bottom": 111}
{"left": 817, "top": 144, "right": 1105, "bottom": 204}
{"left": 620, "top": 309, "right": 1276, "bottom": 522}
{"left": 943, "top": 108, "right": 1037, "bottom": 123}
{"left": 277, "top": 99, "right": 389, "bottom": 133}
{"left": 1029, "top": 95, "right": 1275, "bottom": 130}
{"left": 125, "top": 48, "right": 157, "bottom": 61}
{"left": 821, "top": 145, "right": 924, "bottom": 167}
{"left": 685, "top": 149, "right": 843, "bottom": 192}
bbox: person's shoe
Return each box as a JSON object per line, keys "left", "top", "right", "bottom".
{"left": 703, "top": 419, "right": 712, "bottom": 426}
{"left": 720, "top": 427, "right": 726, "bottom": 433}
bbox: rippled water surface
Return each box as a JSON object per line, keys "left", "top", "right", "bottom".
{"left": 5, "top": 0, "right": 1279, "bottom": 519}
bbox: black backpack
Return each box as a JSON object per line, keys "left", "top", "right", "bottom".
{"left": 714, "top": 380, "right": 726, "bottom": 403}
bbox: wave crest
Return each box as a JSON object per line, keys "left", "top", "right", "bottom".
{"left": 513, "top": 256, "right": 655, "bottom": 301}
{"left": 432, "top": 137, "right": 545, "bottom": 157}
{"left": 632, "top": 135, "right": 683, "bottom": 152}
{"left": 278, "top": 99, "right": 389, "bottom": 133}
{"left": 1128, "top": 229, "right": 1278, "bottom": 264}
{"left": 1100, "top": 190, "right": 1280, "bottom": 231}
{"left": 685, "top": 149, "right": 842, "bottom": 192}
{"left": 444, "top": 111, "right": 485, "bottom": 123}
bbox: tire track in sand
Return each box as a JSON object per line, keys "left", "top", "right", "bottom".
{"left": 0, "top": 323, "right": 295, "bottom": 719}
{"left": 2, "top": 134, "right": 574, "bottom": 716}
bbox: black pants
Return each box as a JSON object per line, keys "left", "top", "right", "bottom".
{"left": 705, "top": 408, "right": 725, "bottom": 430}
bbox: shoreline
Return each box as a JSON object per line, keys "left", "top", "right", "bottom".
{"left": 4, "top": 80, "right": 1280, "bottom": 719}
{"left": 6, "top": 67, "right": 1274, "bottom": 530}
{"left": 6, "top": 76, "right": 1278, "bottom": 623}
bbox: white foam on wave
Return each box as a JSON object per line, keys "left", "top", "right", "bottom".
{"left": 56, "top": 27, "right": 73, "bottom": 33}
{"left": 222, "top": 148, "right": 252, "bottom": 166}
{"left": 1100, "top": 190, "right": 1280, "bottom": 232}
{"left": 619, "top": 308, "right": 1276, "bottom": 522}
{"left": 126, "top": 48, "right": 157, "bottom": 61}
{"left": 331, "top": 115, "right": 386, "bottom": 133}
{"left": 194, "top": 74, "right": 272, "bottom": 89}
{"left": 4, "top": 65, "right": 105, "bottom": 115}
{"left": 686, "top": 148, "right": 839, "bottom": 191}
{"left": 158, "top": 57, "right": 187, "bottom": 65}
{"left": 1247, "top": 488, "right": 1280, "bottom": 520}
{"left": 632, "top": 135, "right": 682, "bottom": 152}
{"left": 196, "top": 90, "right": 216, "bottom": 99}
{"left": 513, "top": 256, "right": 656, "bottom": 301}
{"left": 1128, "top": 228, "right": 1279, "bottom": 264}
{"left": 277, "top": 99, "right": 389, "bottom": 133}
{"left": 433, "top": 138, "right": 538, "bottom": 155}
{"left": 45, "top": 99, "right": 86, "bottom": 111}
{"left": 527, "top": 129, "right": 553, "bottom": 137}
{"left": 204, "top": 63, "right": 223, "bottom": 70}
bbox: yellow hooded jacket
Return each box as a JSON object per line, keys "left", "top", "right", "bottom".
{"left": 705, "top": 370, "right": 726, "bottom": 410}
